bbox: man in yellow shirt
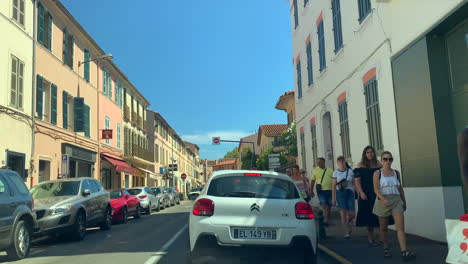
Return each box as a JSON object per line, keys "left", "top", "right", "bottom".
{"left": 309, "top": 157, "right": 334, "bottom": 225}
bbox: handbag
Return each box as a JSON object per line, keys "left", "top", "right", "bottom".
{"left": 337, "top": 169, "right": 349, "bottom": 190}
{"left": 315, "top": 168, "right": 327, "bottom": 193}
{"left": 445, "top": 219, "right": 468, "bottom": 263}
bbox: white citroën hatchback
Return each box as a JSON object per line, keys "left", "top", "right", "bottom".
{"left": 189, "top": 170, "right": 317, "bottom": 264}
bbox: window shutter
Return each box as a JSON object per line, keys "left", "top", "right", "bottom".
{"left": 73, "top": 97, "right": 84, "bottom": 132}
{"left": 84, "top": 49, "right": 90, "bottom": 81}
{"left": 38, "top": 3, "right": 44, "bottom": 44}
{"left": 50, "top": 84, "right": 57, "bottom": 125}
{"left": 63, "top": 28, "right": 68, "bottom": 64}
{"left": 36, "top": 75, "right": 43, "bottom": 119}
{"left": 84, "top": 104, "right": 90, "bottom": 137}
{"left": 69, "top": 35, "right": 74, "bottom": 68}
{"left": 63, "top": 91, "right": 68, "bottom": 129}
{"left": 109, "top": 77, "right": 112, "bottom": 99}
{"left": 103, "top": 69, "right": 107, "bottom": 95}
{"left": 46, "top": 13, "right": 52, "bottom": 50}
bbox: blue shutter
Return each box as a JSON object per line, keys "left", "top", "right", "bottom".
{"left": 50, "top": 84, "right": 57, "bottom": 125}
{"left": 84, "top": 104, "right": 90, "bottom": 137}
{"left": 38, "top": 3, "right": 44, "bottom": 44}
{"left": 46, "top": 13, "right": 52, "bottom": 50}
{"left": 84, "top": 49, "right": 90, "bottom": 82}
{"left": 62, "top": 91, "right": 68, "bottom": 129}
{"left": 73, "top": 97, "right": 84, "bottom": 132}
{"left": 36, "top": 75, "right": 43, "bottom": 119}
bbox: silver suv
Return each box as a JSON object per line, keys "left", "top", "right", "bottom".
{"left": 30, "top": 177, "right": 112, "bottom": 241}
{"left": 0, "top": 169, "right": 37, "bottom": 260}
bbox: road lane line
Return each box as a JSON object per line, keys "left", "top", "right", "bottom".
{"left": 318, "top": 243, "right": 353, "bottom": 264}
{"left": 144, "top": 224, "right": 188, "bottom": 264}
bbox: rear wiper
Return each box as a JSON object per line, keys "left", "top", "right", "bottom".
{"left": 224, "top": 191, "right": 258, "bottom": 198}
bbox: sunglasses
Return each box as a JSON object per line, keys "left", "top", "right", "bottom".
{"left": 382, "top": 157, "right": 394, "bottom": 162}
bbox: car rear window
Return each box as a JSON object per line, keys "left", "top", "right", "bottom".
{"left": 207, "top": 175, "right": 299, "bottom": 199}
{"left": 127, "top": 189, "right": 142, "bottom": 195}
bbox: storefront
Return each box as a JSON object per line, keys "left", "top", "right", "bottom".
{"left": 101, "top": 155, "right": 136, "bottom": 190}
{"left": 62, "top": 144, "right": 96, "bottom": 178}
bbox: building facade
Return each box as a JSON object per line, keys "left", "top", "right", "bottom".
{"left": 287, "top": 0, "right": 467, "bottom": 241}
{"left": 0, "top": 0, "right": 34, "bottom": 183}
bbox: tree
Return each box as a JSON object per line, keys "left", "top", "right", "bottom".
{"left": 224, "top": 147, "right": 239, "bottom": 159}
{"left": 241, "top": 147, "right": 253, "bottom": 169}
{"left": 279, "top": 122, "right": 298, "bottom": 157}
{"left": 256, "top": 147, "right": 273, "bottom": 171}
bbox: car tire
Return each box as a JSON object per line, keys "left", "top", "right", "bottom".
{"left": 155, "top": 203, "right": 160, "bottom": 212}
{"left": 134, "top": 205, "right": 141, "bottom": 219}
{"left": 71, "top": 211, "right": 87, "bottom": 241}
{"left": 100, "top": 206, "right": 112, "bottom": 231}
{"left": 121, "top": 207, "right": 128, "bottom": 224}
{"left": 145, "top": 203, "right": 151, "bottom": 214}
{"left": 6, "top": 220, "right": 31, "bottom": 260}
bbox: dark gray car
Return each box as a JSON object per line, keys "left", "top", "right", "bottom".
{"left": 165, "top": 187, "right": 180, "bottom": 206}
{"left": 30, "top": 177, "right": 112, "bottom": 241}
{"left": 0, "top": 169, "right": 37, "bottom": 260}
{"left": 151, "top": 187, "right": 170, "bottom": 209}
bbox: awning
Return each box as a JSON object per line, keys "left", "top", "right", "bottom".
{"left": 102, "top": 155, "right": 136, "bottom": 174}
{"left": 138, "top": 168, "right": 159, "bottom": 179}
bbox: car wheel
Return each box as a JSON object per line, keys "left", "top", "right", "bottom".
{"left": 145, "top": 203, "right": 151, "bottom": 214}
{"left": 134, "top": 205, "right": 141, "bottom": 219}
{"left": 100, "top": 207, "right": 112, "bottom": 231}
{"left": 71, "top": 211, "right": 87, "bottom": 241}
{"left": 6, "top": 220, "right": 31, "bottom": 260}
{"left": 121, "top": 207, "right": 128, "bottom": 224}
{"left": 176, "top": 199, "right": 180, "bottom": 205}
{"left": 155, "top": 203, "right": 160, "bottom": 212}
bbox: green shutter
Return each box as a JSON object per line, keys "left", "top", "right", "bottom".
{"left": 103, "top": 69, "right": 107, "bottom": 94}
{"left": 63, "top": 28, "right": 68, "bottom": 64}
{"left": 47, "top": 13, "right": 52, "bottom": 50}
{"left": 69, "top": 35, "right": 74, "bottom": 68}
{"left": 73, "top": 97, "right": 84, "bottom": 132}
{"left": 84, "top": 104, "right": 90, "bottom": 138}
{"left": 36, "top": 75, "right": 43, "bottom": 119}
{"left": 108, "top": 77, "right": 112, "bottom": 99}
{"left": 63, "top": 91, "right": 68, "bottom": 129}
{"left": 50, "top": 84, "right": 57, "bottom": 125}
{"left": 84, "top": 49, "right": 90, "bottom": 82}
{"left": 38, "top": 3, "right": 44, "bottom": 44}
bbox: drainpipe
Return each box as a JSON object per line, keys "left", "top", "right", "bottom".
{"left": 30, "top": 0, "right": 37, "bottom": 188}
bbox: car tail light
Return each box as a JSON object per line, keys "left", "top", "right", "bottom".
{"left": 193, "top": 198, "right": 214, "bottom": 216}
{"left": 138, "top": 195, "right": 148, "bottom": 199}
{"left": 295, "top": 202, "right": 314, "bottom": 219}
{"left": 244, "top": 173, "right": 262, "bottom": 177}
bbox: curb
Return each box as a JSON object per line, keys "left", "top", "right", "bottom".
{"left": 318, "top": 243, "right": 353, "bottom": 264}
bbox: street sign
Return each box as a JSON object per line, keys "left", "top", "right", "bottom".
{"left": 212, "top": 137, "right": 220, "bottom": 145}
{"left": 101, "top": 129, "right": 113, "bottom": 139}
{"left": 61, "top": 154, "right": 69, "bottom": 178}
{"left": 181, "top": 173, "right": 187, "bottom": 181}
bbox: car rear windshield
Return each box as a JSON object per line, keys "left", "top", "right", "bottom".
{"left": 127, "top": 189, "right": 142, "bottom": 195}
{"left": 30, "top": 181, "right": 80, "bottom": 199}
{"left": 207, "top": 175, "right": 299, "bottom": 199}
{"left": 151, "top": 188, "right": 161, "bottom": 194}
{"left": 110, "top": 191, "right": 122, "bottom": 199}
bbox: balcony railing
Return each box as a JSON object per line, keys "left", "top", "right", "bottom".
{"left": 124, "top": 106, "right": 130, "bottom": 122}
{"left": 131, "top": 112, "right": 137, "bottom": 126}
{"left": 137, "top": 116, "right": 143, "bottom": 130}
{"left": 125, "top": 144, "right": 153, "bottom": 162}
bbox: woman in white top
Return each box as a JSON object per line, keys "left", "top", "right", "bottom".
{"left": 332, "top": 156, "right": 356, "bottom": 239}
{"left": 373, "top": 151, "right": 415, "bottom": 261}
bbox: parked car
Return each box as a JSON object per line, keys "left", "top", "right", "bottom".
{"left": 30, "top": 177, "right": 112, "bottom": 241}
{"left": 110, "top": 189, "right": 141, "bottom": 223}
{"left": 126, "top": 187, "right": 159, "bottom": 214}
{"left": 165, "top": 187, "right": 180, "bottom": 206}
{"left": 189, "top": 170, "right": 317, "bottom": 264}
{"left": 150, "top": 187, "right": 170, "bottom": 209}
{"left": 0, "top": 170, "right": 37, "bottom": 260}
{"left": 188, "top": 187, "right": 203, "bottom": 201}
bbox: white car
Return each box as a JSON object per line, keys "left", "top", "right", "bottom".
{"left": 189, "top": 170, "right": 317, "bottom": 264}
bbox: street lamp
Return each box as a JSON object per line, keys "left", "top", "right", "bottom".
{"left": 78, "top": 54, "right": 113, "bottom": 67}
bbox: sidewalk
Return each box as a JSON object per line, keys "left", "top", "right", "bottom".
{"left": 313, "top": 206, "right": 448, "bottom": 264}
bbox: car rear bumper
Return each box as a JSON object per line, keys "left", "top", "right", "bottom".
{"left": 139, "top": 200, "right": 150, "bottom": 209}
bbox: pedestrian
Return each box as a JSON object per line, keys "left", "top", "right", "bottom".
{"left": 292, "top": 165, "right": 310, "bottom": 201}
{"left": 285, "top": 167, "right": 292, "bottom": 177}
{"left": 309, "top": 157, "right": 333, "bottom": 225}
{"left": 373, "top": 151, "right": 416, "bottom": 261}
{"left": 354, "top": 146, "right": 382, "bottom": 246}
{"left": 332, "top": 156, "right": 356, "bottom": 239}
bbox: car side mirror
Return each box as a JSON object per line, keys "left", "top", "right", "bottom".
{"left": 82, "top": 189, "right": 91, "bottom": 196}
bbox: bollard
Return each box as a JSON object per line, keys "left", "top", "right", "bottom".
{"left": 316, "top": 209, "right": 327, "bottom": 240}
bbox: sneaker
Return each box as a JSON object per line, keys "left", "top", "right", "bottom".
{"left": 344, "top": 233, "right": 351, "bottom": 239}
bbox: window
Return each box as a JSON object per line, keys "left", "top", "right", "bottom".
{"left": 84, "top": 49, "right": 90, "bottom": 82}
{"left": 358, "top": 0, "right": 372, "bottom": 23}
{"left": 155, "top": 143, "right": 159, "bottom": 162}
{"left": 12, "top": 0, "right": 25, "bottom": 26}
{"left": 115, "top": 80, "right": 120, "bottom": 105}
{"left": 293, "top": 0, "right": 299, "bottom": 29}
{"left": 338, "top": 101, "right": 351, "bottom": 160}
{"left": 6, "top": 151, "right": 26, "bottom": 179}
{"left": 300, "top": 131, "right": 306, "bottom": 170}
{"left": 306, "top": 42, "right": 313, "bottom": 86}
{"left": 0, "top": 177, "right": 10, "bottom": 197}
{"left": 35, "top": 76, "right": 56, "bottom": 124}
{"left": 108, "top": 75, "right": 113, "bottom": 99}
{"left": 102, "top": 68, "right": 108, "bottom": 96}
{"left": 332, "top": 0, "right": 343, "bottom": 52}
{"left": 117, "top": 123, "right": 121, "bottom": 149}
{"left": 62, "top": 91, "right": 74, "bottom": 129}
{"left": 310, "top": 123, "right": 318, "bottom": 167}
{"left": 296, "top": 61, "right": 303, "bottom": 99}
{"left": 10, "top": 55, "right": 24, "bottom": 110}
{"left": 364, "top": 79, "right": 383, "bottom": 152}
{"left": 105, "top": 116, "right": 110, "bottom": 145}
{"left": 62, "top": 28, "right": 74, "bottom": 68}
{"left": 317, "top": 20, "right": 326, "bottom": 71}
{"left": 37, "top": 3, "right": 52, "bottom": 50}
{"left": 84, "top": 104, "right": 90, "bottom": 137}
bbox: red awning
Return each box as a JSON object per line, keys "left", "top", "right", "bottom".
{"left": 102, "top": 155, "right": 136, "bottom": 174}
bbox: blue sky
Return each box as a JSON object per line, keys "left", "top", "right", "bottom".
{"left": 62, "top": 0, "right": 293, "bottom": 160}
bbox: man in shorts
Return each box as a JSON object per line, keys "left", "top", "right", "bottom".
{"left": 310, "top": 158, "right": 334, "bottom": 225}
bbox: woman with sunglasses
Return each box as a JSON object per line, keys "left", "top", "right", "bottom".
{"left": 332, "top": 156, "right": 356, "bottom": 239}
{"left": 373, "top": 151, "right": 415, "bottom": 261}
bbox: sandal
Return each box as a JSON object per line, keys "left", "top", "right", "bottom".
{"left": 383, "top": 248, "right": 392, "bottom": 258}
{"left": 401, "top": 250, "right": 416, "bottom": 261}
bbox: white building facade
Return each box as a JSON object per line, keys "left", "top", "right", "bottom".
{"left": 288, "top": 0, "right": 468, "bottom": 241}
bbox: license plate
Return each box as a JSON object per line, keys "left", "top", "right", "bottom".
{"left": 232, "top": 228, "right": 277, "bottom": 240}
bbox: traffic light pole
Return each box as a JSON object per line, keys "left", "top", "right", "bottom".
{"left": 217, "top": 139, "right": 256, "bottom": 169}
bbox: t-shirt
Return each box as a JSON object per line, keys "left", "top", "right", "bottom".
{"left": 333, "top": 168, "right": 355, "bottom": 191}
{"left": 294, "top": 180, "right": 308, "bottom": 199}
{"left": 311, "top": 167, "right": 333, "bottom": 191}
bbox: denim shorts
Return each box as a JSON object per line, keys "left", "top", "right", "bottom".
{"left": 336, "top": 189, "right": 355, "bottom": 211}
{"left": 317, "top": 190, "right": 332, "bottom": 206}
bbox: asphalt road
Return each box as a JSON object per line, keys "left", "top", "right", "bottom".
{"left": 0, "top": 201, "right": 339, "bottom": 264}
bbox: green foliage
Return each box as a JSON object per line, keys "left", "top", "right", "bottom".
{"left": 256, "top": 147, "right": 273, "bottom": 170}
{"left": 224, "top": 147, "right": 239, "bottom": 159}
{"left": 279, "top": 122, "right": 298, "bottom": 157}
{"left": 241, "top": 148, "right": 254, "bottom": 170}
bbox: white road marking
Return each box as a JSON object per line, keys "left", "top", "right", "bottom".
{"left": 144, "top": 224, "right": 188, "bottom": 264}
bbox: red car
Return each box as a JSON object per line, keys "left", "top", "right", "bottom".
{"left": 110, "top": 189, "right": 141, "bottom": 223}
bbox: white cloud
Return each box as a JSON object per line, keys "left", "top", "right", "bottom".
{"left": 180, "top": 130, "right": 252, "bottom": 145}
